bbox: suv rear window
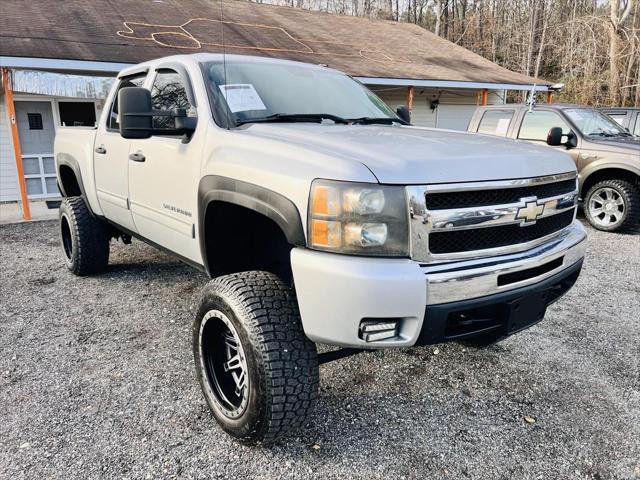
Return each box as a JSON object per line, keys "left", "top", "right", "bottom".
{"left": 477, "top": 110, "right": 514, "bottom": 136}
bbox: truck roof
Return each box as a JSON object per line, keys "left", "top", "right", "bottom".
{"left": 118, "top": 53, "right": 342, "bottom": 79}
{"left": 476, "top": 103, "right": 591, "bottom": 110}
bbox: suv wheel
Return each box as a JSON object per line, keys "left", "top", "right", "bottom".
{"left": 193, "top": 271, "right": 319, "bottom": 444}
{"left": 59, "top": 197, "right": 110, "bottom": 275}
{"left": 584, "top": 179, "right": 640, "bottom": 233}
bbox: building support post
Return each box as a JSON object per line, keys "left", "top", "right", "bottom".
{"left": 546, "top": 91, "right": 553, "bottom": 104}
{"left": 480, "top": 88, "right": 489, "bottom": 106}
{"left": 406, "top": 85, "right": 414, "bottom": 114}
{"left": 2, "top": 68, "right": 31, "bottom": 220}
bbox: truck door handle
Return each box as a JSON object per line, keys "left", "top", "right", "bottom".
{"left": 129, "top": 152, "right": 146, "bottom": 162}
{"left": 94, "top": 146, "right": 107, "bottom": 154}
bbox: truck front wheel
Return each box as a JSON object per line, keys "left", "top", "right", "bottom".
{"left": 193, "top": 271, "right": 319, "bottom": 444}
{"left": 59, "top": 197, "right": 110, "bottom": 275}
{"left": 584, "top": 179, "right": 640, "bottom": 233}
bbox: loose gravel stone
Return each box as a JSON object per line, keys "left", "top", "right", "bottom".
{"left": 0, "top": 218, "right": 638, "bottom": 479}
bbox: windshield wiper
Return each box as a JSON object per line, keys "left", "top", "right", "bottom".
{"left": 236, "top": 113, "right": 349, "bottom": 126}
{"left": 349, "top": 117, "right": 409, "bottom": 125}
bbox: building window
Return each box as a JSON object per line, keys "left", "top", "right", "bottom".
{"left": 22, "top": 155, "right": 59, "bottom": 198}
{"left": 58, "top": 102, "right": 96, "bottom": 127}
{"left": 27, "top": 113, "right": 43, "bottom": 130}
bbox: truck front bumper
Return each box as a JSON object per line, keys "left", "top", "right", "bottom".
{"left": 291, "top": 221, "right": 587, "bottom": 348}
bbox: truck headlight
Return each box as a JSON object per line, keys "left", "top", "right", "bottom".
{"left": 308, "top": 179, "right": 409, "bottom": 256}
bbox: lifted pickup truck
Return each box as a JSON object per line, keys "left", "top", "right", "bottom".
{"left": 55, "top": 54, "right": 586, "bottom": 444}
{"left": 469, "top": 104, "right": 640, "bottom": 232}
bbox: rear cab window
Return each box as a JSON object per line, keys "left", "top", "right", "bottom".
{"left": 107, "top": 73, "right": 147, "bottom": 131}
{"left": 517, "top": 110, "right": 570, "bottom": 142}
{"left": 476, "top": 110, "right": 515, "bottom": 136}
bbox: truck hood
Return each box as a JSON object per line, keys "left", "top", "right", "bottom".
{"left": 582, "top": 135, "right": 640, "bottom": 155}
{"left": 240, "top": 124, "right": 576, "bottom": 184}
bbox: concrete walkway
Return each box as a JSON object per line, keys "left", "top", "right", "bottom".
{"left": 0, "top": 201, "right": 59, "bottom": 224}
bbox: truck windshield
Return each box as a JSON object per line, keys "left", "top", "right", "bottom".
{"left": 203, "top": 60, "right": 397, "bottom": 126}
{"left": 564, "top": 108, "right": 630, "bottom": 137}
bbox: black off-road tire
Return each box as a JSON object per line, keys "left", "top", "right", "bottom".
{"left": 193, "top": 271, "right": 319, "bottom": 444}
{"left": 583, "top": 179, "right": 640, "bottom": 233}
{"left": 59, "top": 197, "right": 110, "bottom": 275}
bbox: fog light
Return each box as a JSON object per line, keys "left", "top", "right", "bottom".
{"left": 359, "top": 319, "right": 400, "bottom": 342}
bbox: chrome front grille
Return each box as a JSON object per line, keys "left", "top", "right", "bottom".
{"left": 407, "top": 172, "right": 579, "bottom": 263}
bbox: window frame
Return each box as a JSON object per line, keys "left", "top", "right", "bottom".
{"left": 105, "top": 72, "right": 149, "bottom": 132}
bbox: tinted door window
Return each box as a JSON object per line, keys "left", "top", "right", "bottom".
{"left": 108, "top": 74, "right": 147, "bottom": 130}
{"left": 477, "top": 110, "right": 514, "bottom": 136}
{"left": 150, "top": 70, "right": 190, "bottom": 128}
{"left": 518, "top": 110, "right": 570, "bottom": 141}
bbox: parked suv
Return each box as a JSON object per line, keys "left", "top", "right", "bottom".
{"left": 55, "top": 54, "right": 586, "bottom": 443}
{"left": 469, "top": 104, "right": 640, "bottom": 232}
{"left": 600, "top": 107, "right": 640, "bottom": 136}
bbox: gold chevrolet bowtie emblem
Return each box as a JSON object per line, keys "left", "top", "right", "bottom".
{"left": 516, "top": 197, "right": 545, "bottom": 225}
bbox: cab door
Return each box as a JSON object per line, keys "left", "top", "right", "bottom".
{"left": 127, "top": 67, "right": 203, "bottom": 263}
{"left": 94, "top": 73, "right": 147, "bottom": 232}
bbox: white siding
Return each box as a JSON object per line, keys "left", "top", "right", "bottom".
{"left": 0, "top": 96, "right": 20, "bottom": 202}
{"left": 372, "top": 86, "right": 505, "bottom": 130}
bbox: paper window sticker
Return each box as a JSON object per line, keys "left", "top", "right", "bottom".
{"left": 219, "top": 84, "right": 267, "bottom": 113}
{"left": 495, "top": 118, "right": 510, "bottom": 135}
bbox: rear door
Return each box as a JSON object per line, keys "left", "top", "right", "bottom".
{"left": 94, "top": 73, "right": 147, "bottom": 232}
{"left": 127, "top": 67, "right": 203, "bottom": 263}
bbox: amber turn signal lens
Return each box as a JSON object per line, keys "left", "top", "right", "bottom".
{"left": 310, "top": 219, "right": 341, "bottom": 248}
{"left": 311, "top": 185, "right": 340, "bottom": 217}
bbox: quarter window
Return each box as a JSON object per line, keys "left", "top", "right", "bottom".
{"left": 150, "top": 70, "right": 191, "bottom": 129}
{"left": 108, "top": 74, "right": 147, "bottom": 130}
{"left": 477, "top": 110, "right": 514, "bottom": 136}
{"left": 518, "top": 110, "right": 570, "bottom": 141}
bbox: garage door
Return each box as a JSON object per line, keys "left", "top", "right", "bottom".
{"left": 436, "top": 104, "right": 478, "bottom": 131}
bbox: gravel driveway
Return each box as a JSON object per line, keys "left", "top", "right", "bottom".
{"left": 1, "top": 219, "right": 638, "bottom": 480}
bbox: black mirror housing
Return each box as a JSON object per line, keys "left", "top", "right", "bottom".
{"left": 119, "top": 87, "right": 153, "bottom": 139}
{"left": 547, "top": 127, "right": 577, "bottom": 149}
{"left": 546, "top": 126, "right": 563, "bottom": 146}
{"left": 396, "top": 105, "right": 411, "bottom": 124}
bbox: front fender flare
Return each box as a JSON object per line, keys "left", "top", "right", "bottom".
{"left": 198, "top": 175, "right": 306, "bottom": 272}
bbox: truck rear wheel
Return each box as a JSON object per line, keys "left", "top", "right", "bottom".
{"left": 584, "top": 179, "right": 640, "bottom": 233}
{"left": 193, "top": 271, "right": 319, "bottom": 444}
{"left": 59, "top": 197, "right": 110, "bottom": 275}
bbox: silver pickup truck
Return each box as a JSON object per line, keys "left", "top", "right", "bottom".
{"left": 54, "top": 54, "right": 586, "bottom": 444}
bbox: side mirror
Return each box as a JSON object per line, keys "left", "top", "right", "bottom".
{"left": 119, "top": 87, "right": 197, "bottom": 140}
{"left": 546, "top": 127, "right": 577, "bottom": 149}
{"left": 546, "top": 126, "right": 563, "bottom": 146}
{"left": 396, "top": 105, "right": 411, "bottom": 124}
{"left": 119, "top": 87, "right": 153, "bottom": 139}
